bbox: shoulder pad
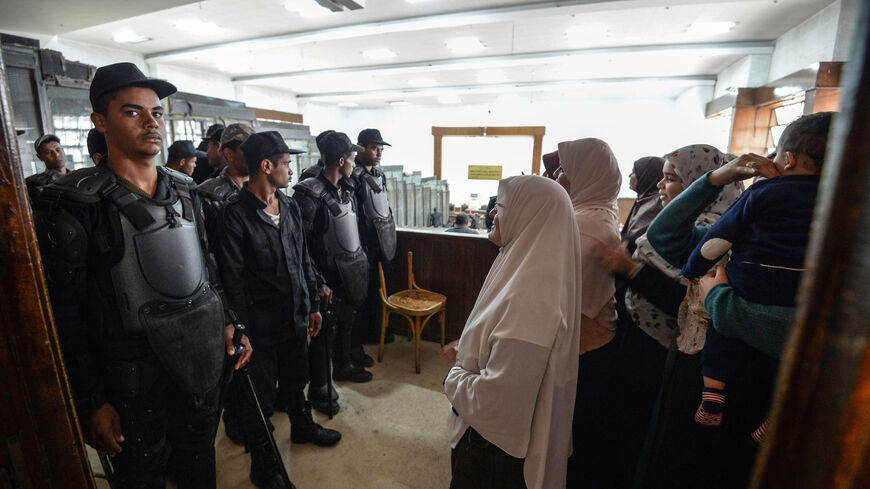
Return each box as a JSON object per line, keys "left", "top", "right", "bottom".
{"left": 351, "top": 166, "right": 365, "bottom": 178}
{"left": 158, "top": 166, "right": 195, "bottom": 186}
{"left": 293, "top": 177, "right": 327, "bottom": 198}
{"left": 225, "top": 192, "right": 242, "bottom": 205}
{"left": 197, "top": 177, "right": 232, "bottom": 202}
{"left": 41, "top": 166, "right": 115, "bottom": 204}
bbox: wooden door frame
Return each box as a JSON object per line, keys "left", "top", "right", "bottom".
{"left": 431, "top": 126, "right": 545, "bottom": 180}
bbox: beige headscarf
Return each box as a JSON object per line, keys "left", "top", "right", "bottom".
{"left": 446, "top": 175, "right": 583, "bottom": 489}
{"left": 558, "top": 138, "right": 622, "bottom": 352}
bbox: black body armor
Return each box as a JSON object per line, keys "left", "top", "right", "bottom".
{"left": 294, "top": 177, "right": 369, "bottom": 306}
{"left": 42, "top": 166, "right": 225, "bottom": 396}
{"left": 352, "top": 165, "right": 396, "bottom": 261}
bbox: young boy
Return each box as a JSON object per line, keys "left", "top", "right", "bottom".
{"left": 682, "top": 112, "right": 834, "bottom": 434}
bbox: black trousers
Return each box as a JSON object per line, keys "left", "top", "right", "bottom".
{"left": 107, "top": 356, "right": 220, "bottom": 489}
{"left": 450, "top": 428, "right": 527, "bottom": 489}
{"left": 236, "top": 333, "right": 309, "bottom": 447}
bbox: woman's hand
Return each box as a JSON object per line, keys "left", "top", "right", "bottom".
{"left": 596, "top": 241, "right": 641, "bottom": 276}
{"left": 439, "top": 340, "right": 459, "bottom": 365}
{"left": 708, "top": 153, "right": 781, "bottom": 186}
{"left": 698, "top": 265, "right": 729, "bottom": 303}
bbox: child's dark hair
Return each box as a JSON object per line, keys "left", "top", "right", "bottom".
{"left": 777, "top": 111, "right": 835, "bottom": 171}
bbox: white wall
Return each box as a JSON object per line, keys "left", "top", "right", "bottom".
{"left": 148, "top": 63, "right": 236, "bottom": 100}
{"left": 768, "top": 1, "right": 841, "bottom": 81}
{"left": 303, "top": 90, "right": 730, "bottom": 201}
{"left": 714, "top": 55, "right": 772, "bottom": 98}
{"left": 235, "top": 85, "right": 300, "bottom": 113}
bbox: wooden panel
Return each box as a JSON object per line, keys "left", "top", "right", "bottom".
{"left": 434, "top": 134, "right": 442, "bottom": 180}
{"left": 750, "top": 4, "right": 870, "bottom": 489}
{"left": 0, "top": 57, "right": 94, "bottom": 489}
{"left": 729, "top": 105, "right": 769, "bottom": 155}
{"left": 431, "top": 127, "right": 485, "bottom": 136}
{"left": 387, "top": 229, "right": 499, "bottom": 342}
{"left": 807, "top": 87, "right": 840, "bottom": 113}
{"left": 484, "top": 126, "right": 546, "bottom": 136}
{"left": 252, "top": 107, "right": 303, "bottom": 124}
{"left": 531, "top": 134, "right": 543, "bottom": 175}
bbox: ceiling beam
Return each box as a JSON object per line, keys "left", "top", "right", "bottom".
{"left": 294, "top": 75, "right": 717, "bottom": 101}
{"left": 144, "top": 0, "right": 728, "bottom": 62}
{"left": 232, "top": 41, "right": 773, "bottom": 83}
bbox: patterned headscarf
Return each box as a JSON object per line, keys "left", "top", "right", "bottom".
{"left": 625, "top": 144, "right": 742, "bottom": 349}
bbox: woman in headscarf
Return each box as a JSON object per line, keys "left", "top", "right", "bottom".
{"left": 621, "top": 156, "right": 665, "bottom": 250}
{"left": 594, "top": 144, "right": 742, "bottom": 489}
{"left": 555, "top": 138, "right": 622, "bottom": 488}
{"left": 444, "top": 175, "right": 582, "bottom": 489}
{"left": 635, "top": 149, "right": 792, "bottom": 489}
{"left": 541, "top": 150, "right": 561, "bottom": 179}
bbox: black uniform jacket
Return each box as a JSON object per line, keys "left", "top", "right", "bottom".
{"left": 217, "top": 187, "right": 319, "bottom": 342}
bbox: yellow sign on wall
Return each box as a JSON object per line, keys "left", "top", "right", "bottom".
{"left": 468, "top": 165, "right": 503, "bottom": 180}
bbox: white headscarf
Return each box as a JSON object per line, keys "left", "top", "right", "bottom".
{"left": 626, "top": 144, "right": 742, "bottom": 349}
{"left": 558, "top": 138, "right": 621, "bottom": 345}
{"left": 449, "top": 175, "right": 583, "bottom": 489}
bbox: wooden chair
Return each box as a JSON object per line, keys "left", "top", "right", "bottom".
{"left": 378, "top": 251, "right": 446, "bottom": 373}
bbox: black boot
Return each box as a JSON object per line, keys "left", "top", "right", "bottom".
{"left": 308, "top": 384, "right": 340, "bottom": 415}
{"left": 351, "top": 344, "right": 374, "bottom": 367}
{"left": 290, "top": 401, "right": 342, "bottom": 446}
{"left": 333, "top": 362, "right": 373, "bottom": 382}
{"left": 223, "top": 410, "right": 245, "bottom": 445}
{"left": 249, "top": 443, "right": 295, "bottom": 489}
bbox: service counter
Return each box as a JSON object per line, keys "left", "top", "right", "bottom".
{"left": 388, "top": 228, "right": 499, "bottom": 342}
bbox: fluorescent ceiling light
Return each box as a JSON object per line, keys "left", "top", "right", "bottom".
{"left": 285, "top": 0, "right": 332, "bottom": 18}
{"left": 686, "top": 21, "right": 736, "bottom": 35}
{"left": 438, "top": 95, "right": 461, "bottom": 104}
{"left": 446, "top": 37, "right": 486, "bottom": 54}
{"left": 408, "top": 76, "right": 436, "bottom": 87}
{"left": 338, "top": 101, "right": 359, "bottom": 107}
{"left": 476, "top": 70, "right": 506, "bottom": 84}
{"left": 363, "top": 48, "right": 397, "bottom": 60}
{"left": 389, "top": 100, "right": 410, "bottom": 106}
{"left": 773, "top": 86, "right": 803, "bottom": 98}
{"left": 176, "top": 20, "right": 222, "bottom": 35}
{"left": 113, "top": 31, "right": 150, "bottom": 44}
{"left": 565, "top": 23, "right": 608, "bottom": 41}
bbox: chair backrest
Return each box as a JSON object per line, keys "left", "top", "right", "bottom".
{"left": 407, "top": 251, "right": 414, "bottom": 290}
{"left": 378, "top": 262, "right": 388, "bottom": 301}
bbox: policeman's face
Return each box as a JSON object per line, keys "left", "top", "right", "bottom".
{"left": 361, "top": 143, "right": 383, "bottom": 165}
{"left": 180, "top": 157, "right": 197, "bottom": 176}
{"left": 37, "top": 141, "right": 66, "bottom": 170}
{"left": 340, "top": 152, "right": 356, "bottom": 178}
{"left": 208, "top": 140, "right": 223, "bottom": 168}
{"left": 224, "top": 145, "right": 248, "bottom": 176}
{"left": 267, "top": 153, "right": 292, "bottom": 189}
{"left": 91, "top": 86, "right": 164, "bottom": 160}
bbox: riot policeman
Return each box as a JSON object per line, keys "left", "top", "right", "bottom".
{"left": 352, "top": 128, "right": 397, "bottom": 348}
{"left": 217, "top": 131, "right": 340, "bottom": 489}
{"left": 294, "top": 131, "right": 373, "bottom": 407}
{"left": 33, "top": 62, "right": 252, "bottom": 489}
{"left": 297, "top": 129, "right": 335, "bottom": 183}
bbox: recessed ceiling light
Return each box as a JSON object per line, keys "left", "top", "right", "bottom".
{"left": 686, "top": 21, "right": 736, "bottom": 35}
{"left": 446, "top": 37, "right": 486, "bottom": 54}
{"left": 476, "top": 70, "right": 506, "bottom": 84}
{"left": 438, "top": 95, "right": 461, "bottom": 104}
{"left": 113, "top": 31, "right": 150, "bottom": 44}
{"left": 175, "top": 20, "right": 222, "bottom": 35}
{"left": 363, "top": 49, "right": 397, "bottom": 60}
{"left": 389, "top": 100, "right": 410, "bottom": 106}
{"left": 338, "top": 101, "right": 360, "bottom": 107}
{"left": 409, "top": 76, "right": 436, "bottom": 87}
{"left": 285, "top": 0, "right": 332, "bottom": 18}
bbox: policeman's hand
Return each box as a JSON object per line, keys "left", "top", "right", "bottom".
{"left": 224, "top": 324, "right": 253, "bottom": 370}
{"left": 318, "top": 285, "right": 333, "bottom": 306}
{"left": 308, "top": 312, "right": 323, "bottom": 337}
{"left": 708, "top": 153, "right": 781, "bottom": 186}
{"left": 698, "top": 265, "right": 729, "bottom": 304}
{"left": 85, "top": 403, "right": 124, "bottom": 456}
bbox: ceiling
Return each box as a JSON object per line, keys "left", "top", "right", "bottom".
{"left": 3, "top": 0, "right": 837, "bottom": 106}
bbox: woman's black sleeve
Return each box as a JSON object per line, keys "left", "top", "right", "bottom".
{"left": 626, "top": 265, "right": 687, "bottom": 315}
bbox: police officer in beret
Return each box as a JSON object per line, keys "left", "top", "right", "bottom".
{"left": 217, "top": 131, "right": 340, "bottom": 489}
{"left": 33, "top": 62, "right": 252, "bottom": 489}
